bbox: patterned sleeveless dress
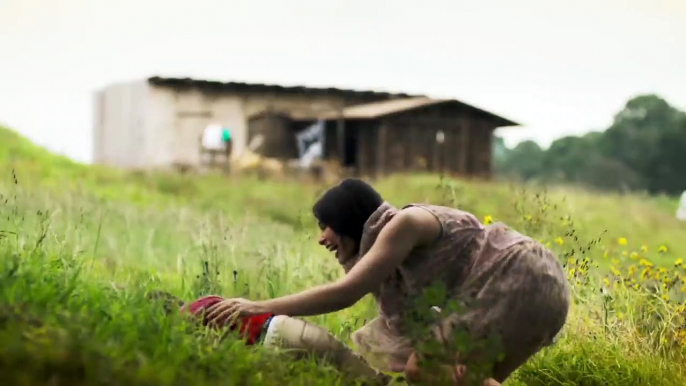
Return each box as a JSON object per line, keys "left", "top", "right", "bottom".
{"left": 338, "top": 202, "right": 570, "bottom": 380}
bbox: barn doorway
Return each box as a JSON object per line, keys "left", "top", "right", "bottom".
{"left": 342, "top": 125, "right": 359, "bottom": 168}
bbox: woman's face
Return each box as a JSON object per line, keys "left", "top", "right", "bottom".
{"left": 317, "top": 222, "right": 356, "bottom": 258}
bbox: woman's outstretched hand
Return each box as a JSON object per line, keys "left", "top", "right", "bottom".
{"left": 205, "top": 298, "right": 269, "bottom": 326}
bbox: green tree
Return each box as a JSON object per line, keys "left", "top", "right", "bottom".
{"left": 495, "top": 94, "right": 686, "bottom": 195}
{"left": 542, "top": 135, "right": 597, "bottom": 183}
{"left": 599, "top": 94, "right": 686, "bottom": 194}
{"left": 496, "top": 140, "right": 545, "bottom": 181}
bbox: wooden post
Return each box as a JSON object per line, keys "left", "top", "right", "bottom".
{"left": 407, "top": 125, "right": 415, "bottom": 170}
{"left": 377, "top": 123, "right": 388, "bottom": 178}
{"left": 485, "top": 127, "right": 493, "bottom": 179}
{"left": 459, "top": 120, "right": 470, "bottom": 175}
{"left": 337, "top": 117, "right": 345, "bottom": 166}
{"left": 440, "top": 128, "right": 450, "bottom": 174}
{"left": 445, "top": 126, "right": 459, "bottom": 176}
{"left": 432, "top": 130, "right": 439, "bottom": 173}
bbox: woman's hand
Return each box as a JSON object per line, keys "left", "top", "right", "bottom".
{"left": 403, "top": 351, "right": 501, "bottom": 386}
{"left": 205, "top": 298, "right": 269, "bottom": 327}
{"left": 404, "top": 351, "right": 463, "bottom": 385}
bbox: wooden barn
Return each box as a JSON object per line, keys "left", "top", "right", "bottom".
{"left": 93, "top": 76, "right": 518, "bottom": 177}
{"left": 247, "top": 96, "right": 518, "bottom": 179}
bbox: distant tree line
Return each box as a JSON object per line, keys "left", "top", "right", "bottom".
{"left": 494, "top": 94, "right": 686, "bottom": 196}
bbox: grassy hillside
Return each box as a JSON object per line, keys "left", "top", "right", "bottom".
{"left": 1, "top": 125, "right": 685, "bottom": 385}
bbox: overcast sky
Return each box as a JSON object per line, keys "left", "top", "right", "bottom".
{"left": 1, "top": 0, "right": 684, "bottom": 163}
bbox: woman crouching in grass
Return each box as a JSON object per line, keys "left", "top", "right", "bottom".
{"left": 203, "top": 178, "right": 571, "bottom": 385}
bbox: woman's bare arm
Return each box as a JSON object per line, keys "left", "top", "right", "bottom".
{"left": 258, "top": 207, "right": 441, "bottom": 316}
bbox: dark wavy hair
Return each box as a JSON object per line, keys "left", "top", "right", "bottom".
{"left": 312, "top": 178, "right": 384, "bottom": 252}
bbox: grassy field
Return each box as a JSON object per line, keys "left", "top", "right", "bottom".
{"left": 1, "top": 125, "right": 686, "bottom": 385}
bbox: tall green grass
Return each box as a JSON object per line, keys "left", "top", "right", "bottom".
{"left": 1, "top": 125, "right": 685, "bottom": 385}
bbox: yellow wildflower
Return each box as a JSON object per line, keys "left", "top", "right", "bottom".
{"left": 610, "top": 266, "right": 621, "bottom": 276}
{"left": 484, "top": 215, "right": 493, "bottom": 225}
{"left": 630, "top": 252, "right": 639, "bottom": 259}
{"left": 603, "top": 251, "right": 609, "bottom": 259}
{"left": 612, "top": 258, "right": 620, "bottom": 265}
{"left": 675, "top": 258, "right": 683, "bottom": 267}
{"left": 628, "top": 265, "right": 636, "bottom": 276}
{"left": 641, "top": 245, "right": 648, "bottom": 253}
{"left": 622, "top": 251, "right": 628, "bottom": 257}
{"left": 662, "top": 294, "right": 670, "bottom": 301}
{"left": 639, "top": 259, "right": 653, "bottom": 267}
{"left": 603, "top": 278, "right": 610, "bottom": 287}
{"left": 524, "top": 214, "right": 533, "bottom": 221}
{"left": 658, "top": 245, "right": 668, "bottom": 253}
{"left": 618, "top": 237, "right": 628, "bottom": 246}
{"left": 677, "top": 330, "right": 686, "bottom": 346}
{"left": 555, "top": 237, "right": 564, "bottom": 246}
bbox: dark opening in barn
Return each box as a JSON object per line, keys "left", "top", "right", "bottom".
{"left": 247, "top": 97, "right": 518, "bottom": 179}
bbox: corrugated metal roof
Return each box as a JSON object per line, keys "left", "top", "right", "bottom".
{"left": 148, "top": 77, "right": 519, "bottom": 127}
{"left": 147, "top": 76, "right": 415, "bottom": 99}
{"left": 292, "top": 97, "right": 520, "bottom": 127}
{"left": 334, "top": 97, "right": 445, "bottom": 119}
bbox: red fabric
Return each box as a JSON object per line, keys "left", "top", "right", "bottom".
{"left": 237, "top": 312, "right": 273, "bottom": 345}
{"left": 182, "top": 295, "right": 273, "bottom": 345}
{"left": 185, "top": 295, "right": 224, "bottom": 315}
